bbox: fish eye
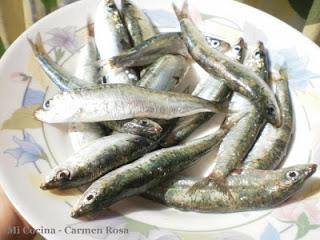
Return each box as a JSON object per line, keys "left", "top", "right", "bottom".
{"left": 106, "top": 2, "right": 116, "bottom": 9}
{"left": 128, "top": 73, "right": 137, "bottom": 81}
{"left": 101, "top": 76, "right": 108, "bottom": 84}
{"left": 206, "top": 37, "right": 221, "bottom": 48}
{"left": 43, "top": 99, "right": 51, "bottom": 110}
{"left": 255, "top": 51, "right": 264, "bottom": 58}
{"left": 234, "top": 45, "right": 241, "bottom": 52}
{"left": 211, "top": 40, "right": 220, "bottom": 48}
{"left": 140, "top": 120, "right": 148, "bottom": 126}
{"left": 266, "top": 104, "right": 275, "bottom": 116}
{"left": 122, "top": 1, "right": 131, "bottom": 7}
{"left": 85, "top": 192, "right": 96, "bottom": 203}
{"left": 56, "top": 169, "right": 71, "bottom": 180}
{"left": 286, "top": 170, "right": 299, "bottom": 180}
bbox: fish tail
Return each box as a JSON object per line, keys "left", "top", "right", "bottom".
{"left": 27, "top": 33, "right": 47, "bottom": 57}
{"left": 172, "top": 0, "right": 190, "bottom": 20}
{"left": 206, "top": 173, "right": 237, "bottom": 201}
{"left": 188, "top": 174, "right": 235, "bottom": 202}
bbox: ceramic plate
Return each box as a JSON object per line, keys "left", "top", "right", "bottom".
{"left": 1, "top": 0, "right": 320, "bottom": 239}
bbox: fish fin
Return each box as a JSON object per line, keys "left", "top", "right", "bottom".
{"left": 232, "top": 168, "right": 244, "bottom": 174}
{"left": 278, "top": 68, "right": 288, "bottom": 81}
{"left": 180, "top": 0, "right": 190, "bottom": 18}
{"left": 96, "top": 59, "right": 114, "bottom": 76}
{"left": 212, "top": 100, "right": 230, "bottom": 114}
{"left": 27, "top": 33, "right": 47, "bottom": 57}
{"left": 187, "top": 177, "right": 211, "bottom": 194}
{"left": 172, "top": 3, "right": 182, "bottom": 20}
{"left": 180, "top": 86, "right": 191, "bottom": 94}
{"left": 173, "top": 0, "right": 190, "bottom": 20}
{"left": 214, "top": 180, "right": 236, "bottom": 203}
{"left": 87, "top": 16, "right": 94, "bottom": 37}
{"left": 208, "top": 174, "right": 237, "bottom": 203}
{"left": 224, "top": 111, "right": 248, "bottom": 127}
{"left": 96, "top": 58, "right": 114, "bottom": 68}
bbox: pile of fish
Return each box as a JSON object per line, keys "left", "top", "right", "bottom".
{"left": 29, "top": 0, "right": 317, "bottom": 218}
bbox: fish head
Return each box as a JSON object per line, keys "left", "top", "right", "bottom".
{"left": 252, "top": 42, "right": 268, "bottom": 67}
{"left": 244, "top": 41, "right": 268, "bottom": 74}
{"left": 121, "top": 0, "right": 133, "bottom": 9}
{"left": 104, "top": 0, "right": 117, "bottom": 13}
{"left": 71, "top": 185, "right": 105, "bottom": 218}
{"left": 205, "top": 36, "right": 231, "bottom": 53}
{"left": 35, "top": 92, "right": 81, "bottom": 123}
{"left": 277, "top": 164, "right": 317, "bottom": 193}
{"left": 246, "top": 42, "right": 281, "bottom": 127}
{"left": 263, "top": 93, "right": 282, "bottom": 127}
{"left": 123, "top": 118, "right": 163, "bottom": 138}
{"left": 40, "top": 167, "right": 75, "bottom": 190}
{"left": 228, "top": 38, "right": 246, "bottom": 62}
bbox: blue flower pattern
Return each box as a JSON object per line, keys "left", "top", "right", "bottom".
{"left": 260, "top": 223, "right": 280, "bottom": 240}
{"left": 4, "top": 132, "right": 50, "bottom": 172}
{"left": 270, "top": 48, "right": 320, "bottom": 91}
{"left": 22, "top": 87, "right": 45, "bottom": 107}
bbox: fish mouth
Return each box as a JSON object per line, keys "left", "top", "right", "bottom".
{"left": 40, "top": 177, "right": 60, "bottom": 190}
{"left": 275, "top": 114, "right": 282, "bottom": 128}
{"left": 305, "top": 164, "right": 317, "bottom": 178}
{"left": 154, "top": 126, "right": 163, "bottom": 134}
{"left": 70, "top": 208, "right": 82, "bottom": 218}
{"left": 268, "top": 112, "right": 282, "bottom": 128}
{"left": 40, "top": 182, "right": 49, "bottom": 190}
{"left": 70, "top": 206, "right": 89, "bottom": 218}
{"left": 34, "top": 109, "right": 47, "bottom": 122}
{"left": 40, "top": 181, "right": 56, "bottom": 190}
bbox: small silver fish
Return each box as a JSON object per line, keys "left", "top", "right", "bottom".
{"left": 103, "top": 118, "right": 163, "bottom": 139}
{"left": 69, "top": 22, "right": 106, "bottom": 151}
{"left": 189, "top": 42, "right": 270, "bottom": 189}
{"left": 35, "top": 84, "right": 225, "bottom": 123}
{"left": 40, "top": 133, "right": 156, "bottom": 190}
{"left": 161, "top": 38, "right": 244, "bottom": 147}
{"left": 121, "top": 0, "right": 158, "bottom": 46}
{"left": 137, "top": 54, "right": 189, "bottom": 90}
{"left": 143, "top": 164, "right": 317, "bottom": 212}
{"left": 101, "top": 32, "right": 189, "bottom": 71}
{"left": 70, "top": 120, "right": 236, "bottom": 217}
{"left": 242, "top": 68, "right": 294, "bottom": 169}
{"left": 28, "top": 34, "right": 93, "bottom": 91}
{"left": 94, "top": 0, "right": 137, "bottom": 84}
{"left": 173, "top": 1, "right": 281, "bottom": 127}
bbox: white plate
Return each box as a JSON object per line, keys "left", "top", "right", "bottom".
{"left": 1, "top": 0, "right": 320, "bottom": 239}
